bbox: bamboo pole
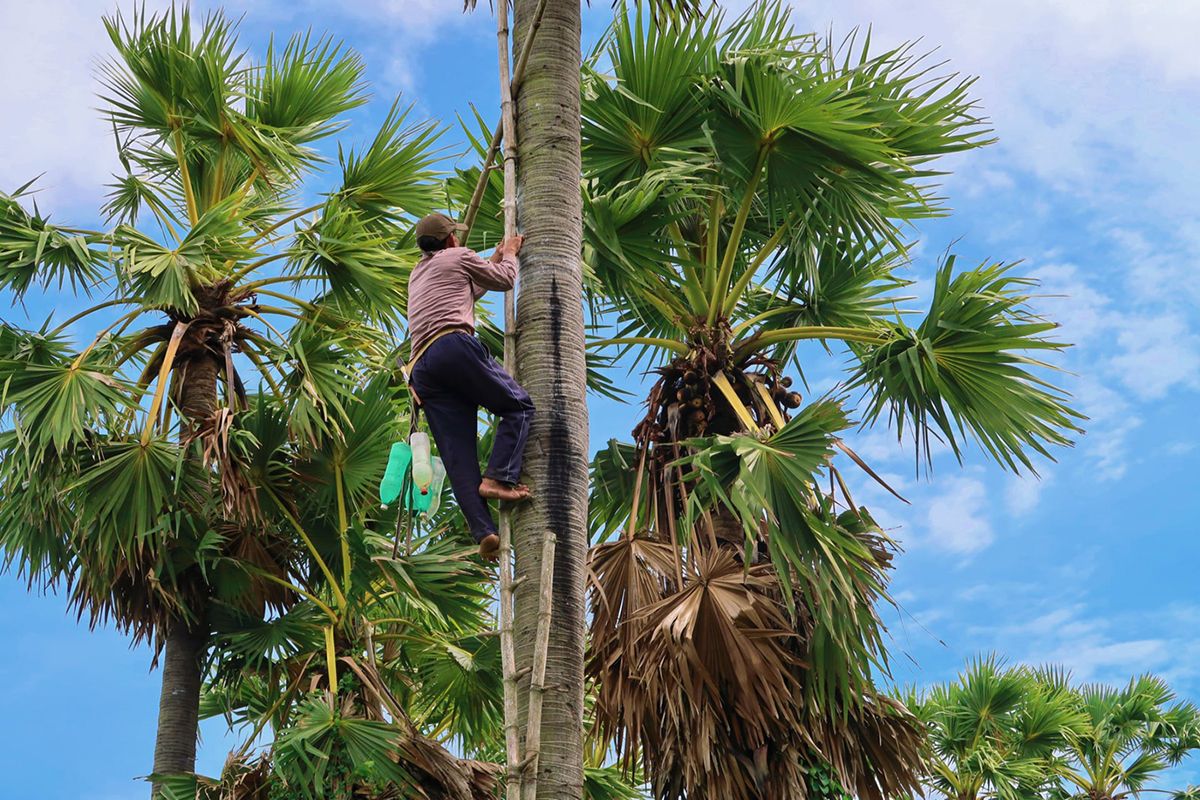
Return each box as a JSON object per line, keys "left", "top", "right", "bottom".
{"left": 461, "top": 0, "right": 550, "bottom": 241}
{"left": 520, "top": 535, "right": 556, "bottom": 800}
{"left": 495, "top": 3, "right": 522, "bottom": 798}
{"left": 499, "top": 528, "right": 522, "bottom": 800}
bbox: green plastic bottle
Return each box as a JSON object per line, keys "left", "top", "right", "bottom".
{"left": 379, "top": 442, "right": 412, "bottom": 508}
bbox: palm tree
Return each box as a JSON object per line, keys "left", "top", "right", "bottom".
{"left": 457, "top": 0, "right": 593, "bottom": 793}
{"left": 153, "top": 377, "right": 640, "bottom": 800}
{"left": 0, "top": 6, "right": 444, "bottom": 790}
{"left": 579, "top": 4, "right": 1082, "bottom": 798}
{"left": 902, "top": 657, "right": 1087, "bottom": 800}
{"left": 1060, "top": 675, "right": 1200, "bottom": 800}
{"left": 190, "top": 381, "right": 505, "bottom": 800}
{"left": 503, "top": 0, "right": 594, "bottom": 794}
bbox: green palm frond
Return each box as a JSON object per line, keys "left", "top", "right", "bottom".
{"left": 404, "top": 632, "right": 503, "bottom": 752}
{"left": 1, "top": 353, "right": 127, "bottom": 453}
{"left": 582, "top": 5, "right": 720, "bottom": 184}
{"left": 748, "top": 237, "right": 912, "bottom": 333}
{"left": 285, "top": 201, "right": 410, "bottom": 328}
{"left": 0, "top": 184, "right": 106, "bottom": 295}
{"left": 852, "top": 257, "right": 1084, "bottom": 471}
{"left": 368, "top": 534, "right": 492, "bottom": 633}
{"left": 72, "top": 438, "right": 193, "bottom": 545}
{"left": 271, "top": 694, "right": 415, "bottom": 796}
{"left": 271, "top": 324, "right": 367, "bottom": 445}
{"left": 245, "top": 31, "right": 368, "bottom": 150}
{"left": 678, "top": 398, "right": 852, "bottom": 582}
{"left": 101, "top": 6, "right": 241, "bottom": 143}
{"left": 339, "top": 101, "right": 444, "bottom": 225}
{"left": 588, "top": 439, "right": 642, "bottom": 542}
{"left": 585, "top": 764, "right": 648, "bottom": 800}
{"left": 213, "top": 602, "right": 326, "bottom": 674}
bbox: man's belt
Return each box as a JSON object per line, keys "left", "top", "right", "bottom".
{"left": 401, "top": 326, "right": 473, "bottom": 382}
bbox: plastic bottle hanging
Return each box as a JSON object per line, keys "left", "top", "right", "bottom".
{"left": 379, "top": 442, "right": 412, "bottom": 508}
{"left": 424, "top": 457, "right": 446, "bottom": 518}
{"left": 409, "top": 431, "right": 433, "bottom": 495}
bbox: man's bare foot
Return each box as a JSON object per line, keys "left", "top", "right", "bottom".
{"left": 478, "top": 533, "right": 501, "bottom": 561}
{"left": 479, "top": 477, "right": 531, "bottom": 501}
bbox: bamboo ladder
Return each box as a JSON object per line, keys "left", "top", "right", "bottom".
{"left": 459, "top": 2, "right": 555, "bottom": 799}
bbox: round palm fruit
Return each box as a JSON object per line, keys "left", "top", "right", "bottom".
{"left": 676, "top": 387, "right": 693, "bottom": 403}
{"left": 782, "top": 392, "right": 802, "bottom": 408}
{"left": 683, "top": 370, "right": 700, "bottom": 385}
{"left": 690, "top": 397, "right": 704, "bottom": 408}
{"left": 780, "top": 376, "right": 793, "bottom": 388}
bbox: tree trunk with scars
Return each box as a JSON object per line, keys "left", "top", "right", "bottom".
{"left": 151, "top": 624, "right": 207, "bottom": 782}
{"left": 150, "top": 345, "right": 220, "bottom": 793}
{"left": 510, "top": 0, "right": 587, "bottom": 797}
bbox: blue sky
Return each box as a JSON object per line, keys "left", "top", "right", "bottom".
{"left": 1, "top": 1, "right": 1198, "bottom": 798}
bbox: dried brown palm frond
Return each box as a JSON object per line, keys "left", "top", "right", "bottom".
{"left": 400, "top": 735, "right": 501, "bottom": 800}
{"left": 588, "top": 534, "right": 679, "bottom": 657}
{"left": 588, "top": 509, "right": 925, "bottom": 799}
{"left": 196, "top": 405, "right": 261, "bottom": 523}
{"left": 591, "top": 546, "right": 813, "bottom": 797}
{"left": 219, "top": 521, "right": 296, "bottom": 614}
{"left": 587, "top": 534, "right": 682, "bottom": 769}
{"left": 215, "top": 753, "right": 273, "bottom": 800}
{"left": 809, "top": 694, "right": 925, "bottom": 800}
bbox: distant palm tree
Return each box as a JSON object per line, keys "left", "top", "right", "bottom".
{"left": 580, "top": 4, "right": 1081, "bottom": 798}
{"left": 1061, "top": 675, "right": 1200, "bottom": 800}
{"left": 0, "top": 6, "right": 443, "bottom": 791}
{"left": 902, "top": 657, "right": 1087, "bottom": 800}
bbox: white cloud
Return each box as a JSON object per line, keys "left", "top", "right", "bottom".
{"left": 0, "top": 1, "right": 489, "bottom": 218}
{"left": 0, "top": 3, "right": 131, "bottom": 215}
{"left": 1029, "top": 257, "right": 1197, "bottom": 479}
{"left": 924, "top": 476, "right": 994, "bottom": 555}
{"left": 1031, "top": 261, "right": 1113, "bottom": 348}
{"left": 947, "top": 592, "right": 1200, "bottom": 690}
{"left": 1005, "top": 472, "right": 1050, "bottom": 516}
{"left": 1110, "top": 314, "right": 1200, "bottom": 401}
{"left": 1071, "top": 376, "right": 1142, "bottom": 481}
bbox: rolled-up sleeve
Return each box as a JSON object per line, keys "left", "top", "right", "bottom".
{"left": 461, "top": 250, "right": 518, "bottom": 293}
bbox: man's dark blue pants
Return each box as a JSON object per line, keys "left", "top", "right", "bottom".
{"left": 410, "top": 332, "right": 534, "bottom": 542}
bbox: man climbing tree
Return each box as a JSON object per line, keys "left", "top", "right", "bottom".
{"left": 406, "top": 212, "right": 533, "bottom": 559}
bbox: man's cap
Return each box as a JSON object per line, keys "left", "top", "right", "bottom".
{"left": 415, "top": 213, "right": 467, "bottom": 240}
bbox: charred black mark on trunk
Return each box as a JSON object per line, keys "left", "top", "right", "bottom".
{"left": 545, "top": 277, "right": 581, "bottom": 654}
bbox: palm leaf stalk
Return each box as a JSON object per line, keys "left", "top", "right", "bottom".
{"left": 580, "top": 3, "right": 1083, "bottom": 799}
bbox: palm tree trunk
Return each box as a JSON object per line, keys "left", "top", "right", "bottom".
{"left": 151, "top": 351, "right": 220, "bottom": 794}
{"left": 511, "top": 1, "right": 587, "bottom": 797}
{"left": 151, "top": 624, "right": 207, "bottom": 781}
